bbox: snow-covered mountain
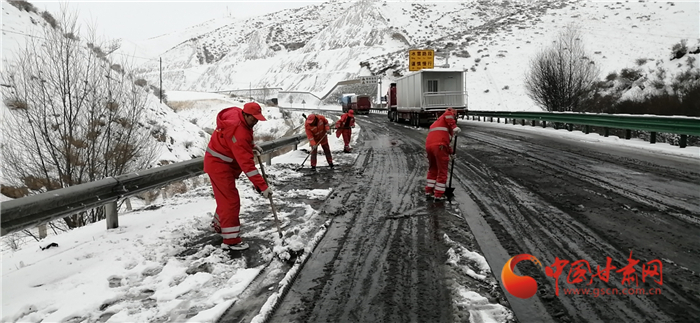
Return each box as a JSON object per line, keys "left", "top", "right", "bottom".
{"left": 128, "top": 0, "right": 699, "bottom": 111}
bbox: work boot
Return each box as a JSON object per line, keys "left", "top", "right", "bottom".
{"left": 311, "top": 166, "right": 316, "bottom": 170}
{"left": 222, "top": 242, "right": 249, "bottom": 251}
{"left": 433, "top": 195, "right": 446, "bottom": 201}
{"left": 329, "top": 163, "right": 334, "bottom": 169}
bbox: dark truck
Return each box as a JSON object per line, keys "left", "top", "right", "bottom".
{"left": 342, "top": 95, "right": 371, "bottom": 115}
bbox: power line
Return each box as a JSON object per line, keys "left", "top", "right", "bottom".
{"left": 1, "top": 28, "right": 47, "bottom": 40}
{"left": 2, "top": 28, "right": 159, "bottom": 61}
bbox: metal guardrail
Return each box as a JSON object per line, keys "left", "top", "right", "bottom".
{"left": 0, "top": 134, "right": 307, "bottom": 236}
{"left": 467, "top": 110, "right": 700, "bottom": 147}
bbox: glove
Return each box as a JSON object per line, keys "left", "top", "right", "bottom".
{"left": 253, "top": 145, "right": 263, "bottom": 156}
{"left": 261, "top": 187, "right": 273, "bottom": 198}
{"left": 309, "top": 140, "right": 316, "bottom": 147}
{"left": 453, "top": 127, "right": 461, "bottom": 134}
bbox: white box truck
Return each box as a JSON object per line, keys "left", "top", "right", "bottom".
{"left": 387, "top": 69, "right": 468, "bottom": 126}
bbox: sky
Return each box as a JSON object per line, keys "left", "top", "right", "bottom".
{"left": 34, "top": 1, "right": 318, "bottom": 42}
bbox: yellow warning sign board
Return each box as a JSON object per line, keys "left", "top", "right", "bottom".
{"left": 409, "top": 49, "right": 434, "bottom": 71}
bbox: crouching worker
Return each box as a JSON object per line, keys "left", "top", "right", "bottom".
{"left": 335, "top": 109, "right": 355, "bottom": 153}
{"left": 205, "top": 102, "right": 271, "bottom": 251}
{"left": 305, "top": 114, "right": 333, "bottom": 170}
{"left": 425, "top": 108, "right": 460, "bottom": 200}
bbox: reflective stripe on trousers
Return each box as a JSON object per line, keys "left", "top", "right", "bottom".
{"left": 221, "top": 226, "right": 240, "bottom": 239}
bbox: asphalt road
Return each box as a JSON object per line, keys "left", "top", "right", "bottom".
{"left": 222, "top": 113, "right": 700, "bottom": 323}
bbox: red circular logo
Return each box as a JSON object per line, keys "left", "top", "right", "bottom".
{"left": 501, "top": 254, "right": 543, "bottom": 299}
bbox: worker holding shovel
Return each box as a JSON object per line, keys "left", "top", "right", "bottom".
{"left": 305, "top": 114, "right": 334, "bottom": 170}
{"left": 335, "top": 109, "right": 356, "bottom": 153}
{"left": 204, "top": 102, "right": 272, "bottom": 251}
{"left": 424, "top": 108, "right": 460, "bottom": 201}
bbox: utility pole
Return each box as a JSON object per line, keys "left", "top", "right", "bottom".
{"left": 378, "top": 78, "right": 383, "bottom": 108}
{"left": 159, "top": 57, "right": 163, "bottom": 104}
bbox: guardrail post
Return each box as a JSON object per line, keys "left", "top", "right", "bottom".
{"left": 680, "top": 134, "right": 687, "bottom": 148}
{"left": 125, "top": 198, "right": 132, "bottom": 211}
{"left": 566, "top": 123, "right": 573, "bottom": 132}
{"left": 512, "top": 118, "right": 516, "bottom": 125}
{"left": 650, "top": 132, "right": 657, "bottom": 144}
{"left": 585, "top": 125, "right": 590, "bottom": 134}
{"left": 497, "top": 117, "right": 500, "bottom": 123}
{"left": 266, "top": 154, "right": 272, "bottom": 166}
{"left": 521, "top": 119, "right": 525, "bottom": 126}
{"left": 294, "top": 143, "right": 298, "bottom": 150}
{"left": 604, "top": 127, "right": 609, "bottom": 137}
{"left": 531, "top": 120, "right": 536, "bottom": 127}
{"left": 106, "top": 201, "right": 118, "bottom": 229}
{"left": 542, "top": 121, "right": 547, "bottom": 128}
{"left": 39, "top": 224, "right": 47, "bottom": 239}
{"left": 625, "top": 130, "right": 631, "bottom": 140}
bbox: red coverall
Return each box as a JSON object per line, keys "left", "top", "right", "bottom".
{"left": 305, "top": 114, "right": 333, "bottom": 167}
{"left": 335, "top": 110, "right": 355, "bottom": 152}
{"left": 204, "top": 107, "right": 268, "bottom": 245}
{"left": 425, "top": 110, "right": 457, "bottom": 198}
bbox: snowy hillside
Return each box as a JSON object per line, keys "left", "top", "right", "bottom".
{"left": 0, "top": 2, "right": 208, "bottom": 186}
{"left": 128, "top": 0, "right": 698, "bottom": 112}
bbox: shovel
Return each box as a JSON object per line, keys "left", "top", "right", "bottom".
{"left": 296, "top": 132, "right": 329, "bottom": 171}
{"left": 256, "top": 155, "right": 283, "bottom": 239}
{"left": 445, "top": 135, "right": 458, "bottom": 198}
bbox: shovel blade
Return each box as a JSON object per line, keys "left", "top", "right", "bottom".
{"left": 444, "top": 187, "right": 456, "bottom": 198}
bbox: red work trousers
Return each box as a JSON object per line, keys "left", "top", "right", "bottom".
{"left": 209, "top": 170, "right": 242, "bottom": 245}
{"left": 311, "top": 142, "right": 333, "bottom": 167}
{"left": 340, "top": 129, "right": 352, "bottom": 151}
{"left": 425, "top": 144, "right": 450, "bottom": 198}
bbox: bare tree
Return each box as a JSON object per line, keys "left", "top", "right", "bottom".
{"left": 525, "top": 24, "right": 600, "bottom": 112}
{"left": 1, "top": 9, "right": 157, "bottom": 228}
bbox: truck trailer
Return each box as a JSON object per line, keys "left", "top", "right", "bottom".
{"left": 348, "top": 95, "right": 371, "bottom": 115}
{"left": 387, "top": 69, "right": 468, "bottom": 126}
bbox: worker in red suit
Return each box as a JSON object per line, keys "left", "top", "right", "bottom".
{"left": 204, "top": 102, "right": 270, "bottom": 251}
{"left": 335, "top": 109, "right": 356, "bottom": 153}
{"left": 425, "top": 108, "right": 460, "bottom": 200}
{"left": 305, "top": 114, "right": 333, "bottom": 170}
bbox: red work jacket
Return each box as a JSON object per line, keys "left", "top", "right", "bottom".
{"left": 305, "top": 114, "right": 330, "bottom": 146}
{"left": 204, "top": 107, "right": 268, "bottom": 191}
{"left": 425, "top": 111, "right": 458, "bottom": 152}
{"left": 335, "top": 113, "right": 355, "bottom": 129}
